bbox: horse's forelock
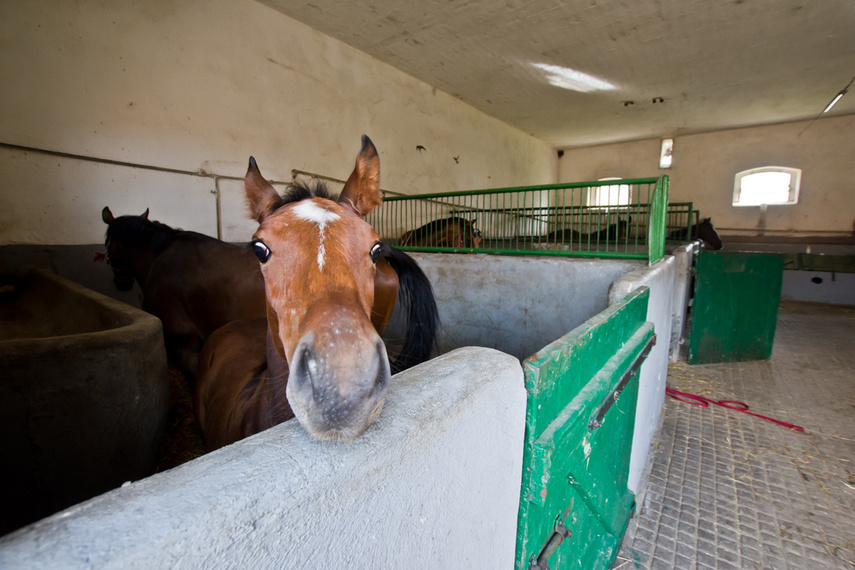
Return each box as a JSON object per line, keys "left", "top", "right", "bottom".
{"left": 278, "top": 180, "right": 337, "bottom": 208}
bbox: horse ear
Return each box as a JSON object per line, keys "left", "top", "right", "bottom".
{"left": 102, "top": 207, "right": 115, "bottom": 224}
{"left": 339, "top": 135, "right": 381, "bottom": 218}
{"left": 244, "top": 157, "right": 282, "bottom": 223}
{"left": 141, "top": 208, "right": 150, "bottom": 220}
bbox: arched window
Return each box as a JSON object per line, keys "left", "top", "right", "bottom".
{"left": 733, "top": 166, "right": 801, "bottom": 206}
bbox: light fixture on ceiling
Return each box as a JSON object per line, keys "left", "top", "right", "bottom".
{"left": 659, "top": 138, "right": 674, "bottom": 169}
{"left": 822, "top": 75, "right": 854, "bottom": 113}
{"left": 530, "top": 63, "right": 617, "bottom": 93}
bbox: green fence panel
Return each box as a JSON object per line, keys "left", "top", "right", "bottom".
{"left": 516, "top": 287, "right": 655, "bottom": 570}
{"left": 688, "top": 251, "right": 784, "bottom": 364}
{"left": 664, "top": 201, "right": 695, "bottom": 242}
{"left": 367, "top": 178, "right": 672, "bottom": 264}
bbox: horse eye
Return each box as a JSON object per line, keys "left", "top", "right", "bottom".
{"left": 252, "top": 240, "right": 272, "bottom": 263}
{"left": 369, "top": 242, "right": 382, "bottom": 263}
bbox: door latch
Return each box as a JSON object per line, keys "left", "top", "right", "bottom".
{"left": 529, "top": 518, "right": 572, "bottom": 570}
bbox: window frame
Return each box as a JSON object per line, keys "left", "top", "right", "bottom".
{"left": 732, "top": 166, "right": 802, "bottom": 207}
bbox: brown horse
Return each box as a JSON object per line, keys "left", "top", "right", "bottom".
{"left": 195, "top": 136, "right": 438, "bottom": 447}
{"left": 399, "top": 216, "right": 482, "bottom": 249}
{"left": 100, "top": 208, "right": 407, "bottom": 379}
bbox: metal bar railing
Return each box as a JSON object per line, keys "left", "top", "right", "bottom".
{"left": 367, "top": 176, "right": 673, "bottom": 264}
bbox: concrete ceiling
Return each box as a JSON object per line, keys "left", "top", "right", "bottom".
{"left": 260, "top": 0, "right": 855, "bottom": 149}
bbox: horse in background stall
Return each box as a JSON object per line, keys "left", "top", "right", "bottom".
{"left": 667, "top": 217, "right": 723, "bottom": 250}
{"left": 194, "top": 136, "right": 439, "bottom": 448}
{"left": 546, "top": 219, "right": 629, "bottom": 244}
{"left": 100, "top": 207, "right": 265, "bottom": 379}
{"left": 399, "top": 216, "right": 482, "bottom": 249}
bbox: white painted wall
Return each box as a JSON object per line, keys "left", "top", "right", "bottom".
{"left": 557, "top": 114, "right": 855, "bottom": 237}
{"left": 0, "top": 347, "right": 527, "bottom": 569}
{"left": 0, "top": 0, "right": 555, "bottom": 245}
{"left": 608, "top": 257, "right": 677, "bottom": 493}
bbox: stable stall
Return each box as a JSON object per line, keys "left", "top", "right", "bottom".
{"left": 1, "top": 176, "right": 689, "bottom": 570}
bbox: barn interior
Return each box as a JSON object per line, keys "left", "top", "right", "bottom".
{"left": 1, "top": 1, "right": 853, "bottom": 567}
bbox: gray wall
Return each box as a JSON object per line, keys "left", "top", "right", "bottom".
{"left": 608, "top": 258, "right": 677, "bottom": 494}
{"left": 388, "top": 253, "right": 644, "bottom": 360}
{"left": 781, "top": 270, "right": 855, "bottom": 305}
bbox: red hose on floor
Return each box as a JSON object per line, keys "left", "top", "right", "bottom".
{"left": 665, "top": 388, "right": 805, "bottom": 432}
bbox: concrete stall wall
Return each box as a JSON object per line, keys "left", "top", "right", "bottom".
{"left": 667, "top": 244, "right": 697, "bottom": 362}
{"left": 0, "top": 348, "right": 527, "bottom": 570}
{"left": 781, "top": 270, "right": 855, "bottom": 306}
{"left": 0, "top": 0, "right": 555, "bottom": 246}
{"left": 608, "top": 258, "right": 677, "bottom": 493}
{"left": 395, "top": 253, "right": 645, "bottom": 360}
{"left": 1, "top": 270, "right": 170, "bottom": 536}
{"left": 392, "top": 252, "right": 678, "bottom": 495}
{"left": 557, "top": 114, "right": 855, "bottom": 238}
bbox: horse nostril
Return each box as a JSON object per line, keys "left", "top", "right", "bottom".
{"left": 372, "top": 337, "right": 390, "bottom": 394}
{"left": 295, "top": 346, "right": 312, "bottom": 375}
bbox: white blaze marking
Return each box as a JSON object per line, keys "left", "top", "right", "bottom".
{"left": 293, "top": 201, "right": 340, "bottom": 270}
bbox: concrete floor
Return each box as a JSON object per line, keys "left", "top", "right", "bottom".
{"left": 614, "top": 302, "right": 855, "bottom": 569}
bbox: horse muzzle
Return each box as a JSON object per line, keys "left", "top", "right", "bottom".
{"left": 286, "top": 330, "right": 391, "bottom": 441}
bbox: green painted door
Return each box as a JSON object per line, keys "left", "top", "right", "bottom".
{"left": 516, "top": 287, "right": 655, "bottom": 570}
{"left": 688, "top": 251, "right": 784, "bottom": 364}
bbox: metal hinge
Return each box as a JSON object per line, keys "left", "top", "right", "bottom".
{"left": 528, "top": 518, "right": 572, "bottom": 570}
{"left": 588, "top": 333, "right": 656, "bottom": 431}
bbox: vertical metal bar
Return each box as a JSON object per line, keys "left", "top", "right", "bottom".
{"left": 214, "top": 177, "right": 223, "bottom": 240}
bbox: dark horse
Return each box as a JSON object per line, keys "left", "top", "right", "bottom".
{"left": 399, "top": 216, "right": 482, "bottom": 249}
{"left": 194, "top": 136, "right": 438, "bottom": 447}
{"left": 100, "top": 207, "right": 265, "bottom": 378}
{"left": 546, "top": 220, "right": 629, "bottom": 243}
{"left": 667, "top": 217, "right": 723, "bottom": 250}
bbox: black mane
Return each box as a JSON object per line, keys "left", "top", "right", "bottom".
{"left": 106, "top": 215, "right": 180, "bottom": 255}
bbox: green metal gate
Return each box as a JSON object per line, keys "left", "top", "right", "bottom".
{"left": 688, "top": 251, "right": 784, "bottom": 364}
{"left": 516, "top": 287, "right": 656, "bottom": 569}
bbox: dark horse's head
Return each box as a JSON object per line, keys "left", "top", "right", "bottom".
{"left": 697, "top": 217, "right": 723, "bottom": 250}
{"left": 101, "top": 207, "right": 152, "bottom": 291}
{"left": 245, "top": 136, "right": 390, "bottom": 441}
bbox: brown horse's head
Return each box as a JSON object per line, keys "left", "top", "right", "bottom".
{"left": 245, "top": 136, "right": 389, "bottom": 441}
{"left": 101, "top": 206, "right": 150, "bottom": 291}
